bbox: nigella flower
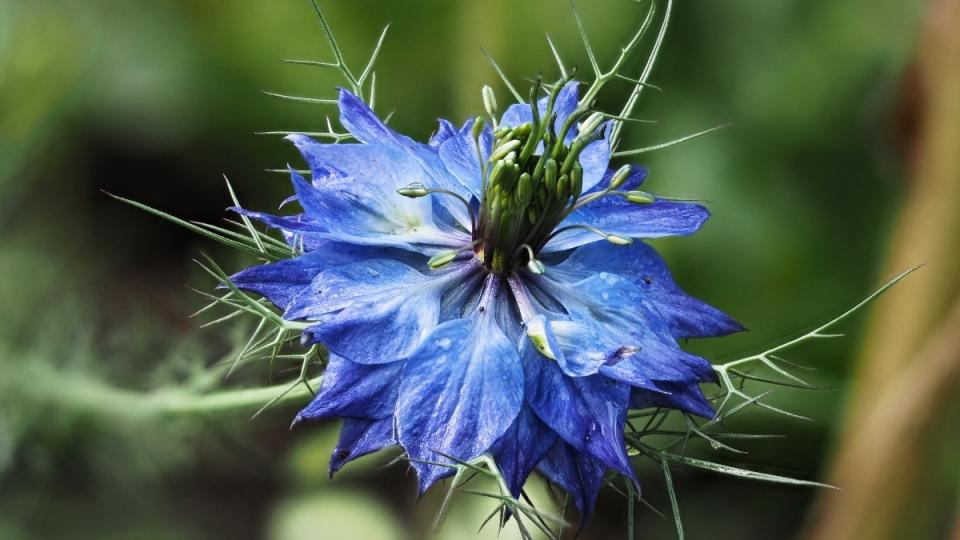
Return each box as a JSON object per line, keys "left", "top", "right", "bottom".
{"left": 230, "top": 82, "right": 742, "bottom": 520}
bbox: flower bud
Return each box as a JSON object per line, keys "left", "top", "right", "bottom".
{"left": 570, "top": 162, "right": 583, "bottom": 199}
{"left": 491, "top": 140, "right": 520, "bottom": 161}
{"left": 428, "top": 249, "right": 459, "bottom": 269}
{"left": 606, "top": 234, "right": 633, "bottom": 246}
{"left": 482, "top": 85, "right": 498, "bottom": 118}
{"left": 556, "top": 173, "right": 570, "bottom": 201}
{"left": 470, "top": 116, "right": 486, "bottom": 140}
{"left": 609, "top": 164, "right": 632, "bottom": 190}
{"left": 397, "top": 183, "right": 430, "bottom": 198}
{"left": 544, "top": 159, "right": 558, "bottom": 192}
{"left": 578, "top": 111, "right": 604, "bottom": 136}
{"left": 625, "top": 190, "right": 655, "bottom": 204}
{"left": 516, "top": 173, "right": 533, "bottom": 206}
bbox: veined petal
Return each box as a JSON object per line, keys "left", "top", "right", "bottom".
{"left": 523, "top": 341, "right": 634, "bottom": 478}
{"left": 437, "top": 122, "right": 492, "bottom": 200}
{"left": 536, "top": 440, "right": 606, "bottom": 521}
{"left": 329, "top": 418, "right": 396, "bottom": 476}
{"left": 396, "top": 281, "right": 525, "bottom": 494}
{"left": 230, "top": 242, "right": 420, "bottom": 309}
{"left": 298, "top": 259, "right": 480, "bottom": 364}
{"left": 530, "top": 271, "right": 715, "bottom": 388}
{"left": 544, "top": 198, "right": 710, "bottom": 253}
{"left": 524, "top": 314, "right": 638, "bottom": 378}
{"left": 293, "top": 355, "right": 403, "bottom": 421}
{"left": 558, "top": 241, "right": 744, "bottom": 338}
{"left": 490, "top": 405, "right": 557, "bottom": 498}
{"left": 578, "top": 138, "right": 611, "bottom": 194}
{"left": 338, "top": 89, "right": 410, "bottom": 146}
{"left": 429, "top": 119, "right": 458, "bottom": 148}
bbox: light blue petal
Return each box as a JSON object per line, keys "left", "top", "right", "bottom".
{"left": 437, "top": 127, "right": 490, "bottom": 199}
{"left": 293, "top": 355, "right": 403, "bottom": 421}
{"left": 557, "top": 241, "right": 744, "bottom": 338}
{"left": 297, "top": 259, "right": 480, "bottom": 365}
{"left": 530, "top": 272, "right": 715, "bottom": 387}
{"left": 396, "top": 299, "right": 525, "bottom": 494}
{"left": 429, "top": 119, "right": 458, "bottom": 147}
{"left": 544, "top": 198, "right": 710, "bottom": 253}
{"left": 577, "top": 138, "right": 611, "bottom": 193}
{"left": 337, "top": 89, "right": 409, "bottom": 146}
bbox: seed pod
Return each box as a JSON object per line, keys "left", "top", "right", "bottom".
{"left": 556, "top": 173, "right": 570, "bottom": 201}
{"left": 625, "top": 190, "right": 655, "bottom": 204}
{"left": 570, "top": 162, "right": 583, "bottom": 199}
{"left": 488, "top": 160, "right": 507, "bottom": 187}
{"left": 491, "top": 139, "right": 521, "bottom": 161}
{"left": 482, "top": 85, "right": 498, "bottom": 118}
{"left": 397, "top": 184, "right": 429, "bottom": 198}
{"left": 516, "top": 173, "right": 533, "bottom": 206}
{"left": 578, "top": 111, "right": 604, "bottom": 136}
{"left": 544, "top": 159, "right": 558, "bottom": 193}
{"left": 428, "top": 249, "right": 459, "bottom": 269}
{"left": 606, "top": 234, "right": 633, "bottom": 246}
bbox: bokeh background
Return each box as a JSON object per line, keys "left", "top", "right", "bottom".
{"left": 1, "top": 0, "right": 957, "bottom": 539}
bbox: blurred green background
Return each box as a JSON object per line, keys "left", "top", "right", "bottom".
{"left": 1, "top": 0, "right": 957, "bottom": 539}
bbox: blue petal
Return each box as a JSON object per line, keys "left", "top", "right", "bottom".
{"left": 437, "top": 123, "right": 492, "bottom": 199}
{"left": 230, "top": 242, "right": 420, "bottom": 309}
{"left": 544, "top": 198, "right": 711, "bottom": 253}
{"left": 296, "top": 259, "right": 480, "bottom": 365}
{"left": 536, "top": 440, "right": 606, "bottom": 521}
{"left": 523, "top": 341, "right": 634, "bottom": 478}
{"left": 293, "top": 355, "right": 403, "bottom": 421}
{"left": 396, "top": 299, "right": 525, "bottom": 494}
{"left": 429, "top": 119, "right": 458, "bottom": 147}
{"left": 557, "top": 241, "right": 744, "bottom": 338}
{"left": 524, "top": 314, "right": 634, "bottom": 378}
{"left": 490, "top": 405, "right": 557, "bottom": 498}
{"left": 329, "top": 417, "right": 396, "bottom": 476}
{"left": 578, "top": 138, "right": 611, "bottom": 193}
{"left": 630, "top": 381, "right": 716, "bottom": 419}
{"left": 338, "top": 89, "right": 409, "bottom": 146}
{"left": 533, "top": 272, "right": 716, "bottom": 385}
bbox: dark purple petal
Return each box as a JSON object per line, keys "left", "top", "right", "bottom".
{"left": 630, "top": 381, "right": 716, "bottom": 419}
{"left": 490, "top": 405, "right": 557, "bottom": 497}
{"left": 329, "top": 418, "right": 396, "bottom": 476}
{"left": 523, "top": 342, "right": 634, "bottom": 478}
{"left": 293, "top": 355, "right": 403, "bottom": 421}
{"left": 536, "top": 440, "right": 606, "bottom": 521}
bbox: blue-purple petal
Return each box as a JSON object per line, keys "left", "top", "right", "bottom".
{"left": 490, "top": 406, "right": 557, "bottom": 498}
{"left": 396, "top": 307, "right": 524, "bottom": 494}
{"left": 544, "top": 198, "right": 711, "bottom": 253}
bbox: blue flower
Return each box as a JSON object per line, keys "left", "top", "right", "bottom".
{"left": 230, "top": 83, "right": 742, "bottom": 520}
